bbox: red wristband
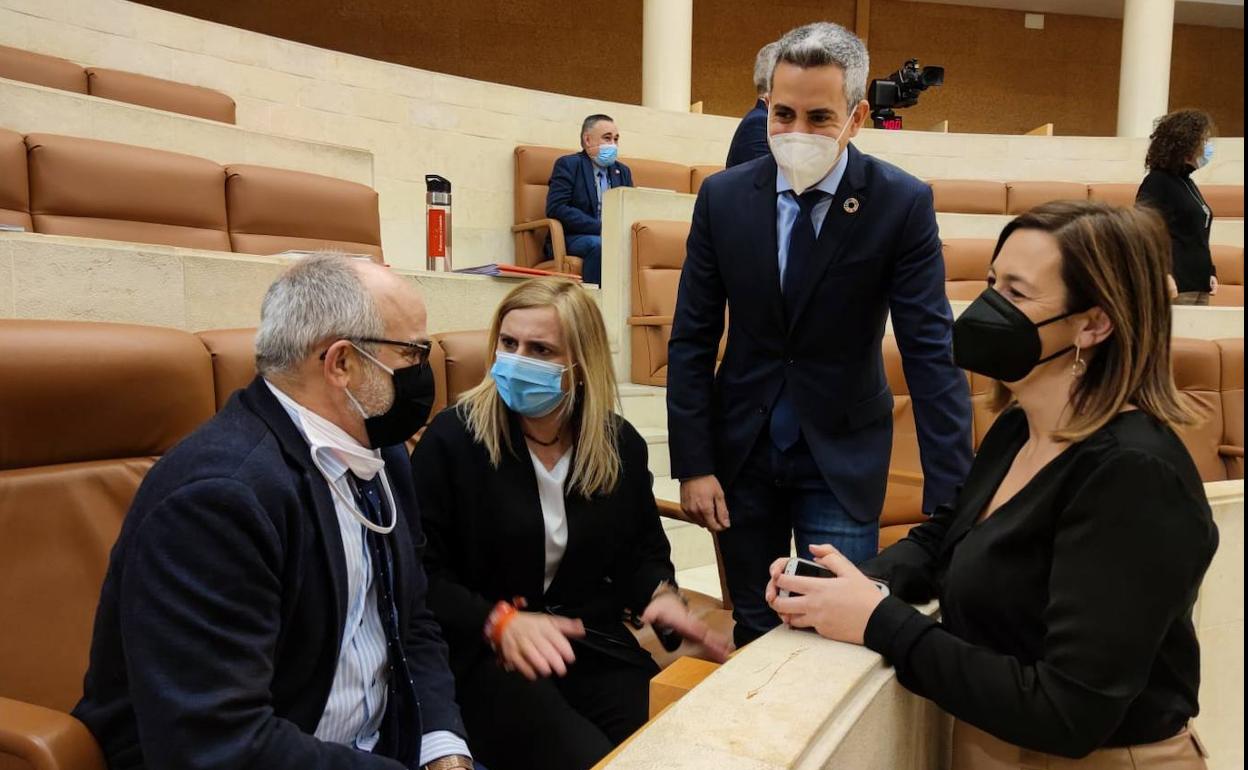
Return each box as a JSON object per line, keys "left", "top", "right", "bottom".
{"left": 484, "top": 597, "right": 527, "bottom": 647}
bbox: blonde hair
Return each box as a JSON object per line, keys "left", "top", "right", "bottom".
{"left": 460, "top": 278, "right": 621, "bottom": 497}
{"left": 988, "top": 201, "right": 1197, "bottom": 442}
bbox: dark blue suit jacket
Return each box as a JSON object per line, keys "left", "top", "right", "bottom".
{"left": 545, "top": 151, "right": 634, "bottom": 237}
{"left": 667, "top": 146, "right": 973, "bottom": 521}
{"left": 726, "top": 98, "right": 770, "bottom": 168}
{"left": 73, "top": 377, "right": 465, "bottom": 770}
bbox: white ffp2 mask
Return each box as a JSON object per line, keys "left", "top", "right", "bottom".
{"left": 768, "top": 118, "right": 853, "bottom": 194}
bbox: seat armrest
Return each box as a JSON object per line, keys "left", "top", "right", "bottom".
{"left": 627, "top": 315, "right": 674, "bottom": 326}
{"left": 888, "top": 468, "right": 924, "bottom": 487}
{"left": 1218, "top": 444, "right": 1245, "bottom": 459}
{"left": 0, "top": 697, "right": 106, "bottom": 770}
{"left": 510, "top": 218, "right": 568, "bottom": 272}
{"left": 656, "top": 497, "right": 693, "bottom": 524}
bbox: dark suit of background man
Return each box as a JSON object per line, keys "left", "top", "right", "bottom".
{"left": 726, "top": 41, "right": 779, "bottom": 168}
{"left": 668, "top": 22, "right": 973, "bottom": 648}
{"left": 73, "top": 254, "right": 475, "bottom": 770}
{"left": 545, "top": 113, "right": 634, "bottom": 285}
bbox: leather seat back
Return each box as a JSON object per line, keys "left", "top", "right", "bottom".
{"left": 225, "top": 165, "right": 383, "bottom": 261}
{"left": 631, "top": 220, "right": 690, "bottom": 385}
{"left": 25, "top": 133, "right": 231, "bottom": 251}
{"left": 690, "top": 165, "right": 723, "bottom": 195}
{"left": 513, "top": 145, "right": 571, "bottom": 267}
{"left": 0, "top": 127, "right": 32, "bottom": 231}
{"left": 1217, "top": 338, "right": 1244, "bottom": 480}
{"left": 1171, "top": 338, "right": 1227, "bottom": 482}
{"left": 0, "top": 43, "right": 87, "bottom": 93}
{"left": 0, "top": 320, "right": 215, "bottom": 713}
{"left": 86, "top": 67, "right": 236, "bottom": 124}
{"left": 942, "top": 239, "right": 993, "bottom": 300}
{"left": 1203, "top": 184, "right": 1245, "bottom": 219}
{"left": 1087, "top": 183, "right": 1138, "bottom": 208}
{"left": 435, "top": 329, "right": 491, "bottom": 406}
{"left": 1211, "top": 245, "right": 1243, "bottom": 307}
{"left": 1006, "top": 181, "right": 1090, "bottom": 214}
{"left": 929, "top": 180, "right": 1007, "bottom": 215}
{"left": 628, "top": 158, "right": 692, "bottom": 193}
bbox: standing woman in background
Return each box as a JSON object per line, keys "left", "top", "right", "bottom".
{"left": 1137, "top": 109, "right": 1219, "bottom": 305}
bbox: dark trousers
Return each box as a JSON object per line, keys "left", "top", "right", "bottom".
{"left": 564, "top": 234, "right": 602, "bottom": 285}
{"left": 456, "top": 644, "right": 655, "bottom": 770}
{"left": 720, "top": 435, "right": 879, "bottom": 648}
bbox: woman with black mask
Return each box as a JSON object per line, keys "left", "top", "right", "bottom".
{"left": 764, "top": 201, "right": 1218, "bottom": 769}
{"left": 1137, "top": 109, "right": 1219, "bottom": 305}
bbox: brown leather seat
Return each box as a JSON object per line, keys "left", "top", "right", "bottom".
{"left": 86, "top": 67, "right": 236, "bottom": 124}
{"left": 25, "top": 132, "right": 231, "bottom": 251}
{"left": 0, "top": 43, "right": 87, "bottom": 93}
{"left": 225, "top": 164, "right": 383, "bottom": 261}
{"left": 630, "top": 220, "right": 689, "bottom": 385}
{"left": 942, "top": 239, "right": 994, "bottom": 300}
{"left": 1202, "top": 184, "right": 1245, "bottom": 219}
{"left": 929, "top": 180, "right": 1007, "bottom": 215}
{"left": 1211, "top": 245, "right": 1243, "bottom": 307}
{"left": 629, "top": 158, "right": 692, "bottom": 194}
{"left": 195, "top": 328, "right": 258, "bottom": 410}
{"left": 0, "top": 127, "right": 32, "bottom": 231}
{"left": 1218, "top": 338, "right": 1244, "bottom": 480}
{"left": 1172, "top": 337, "right": 1229, "bottom": 482}
{"left": 879, "top": 336, "right": 925, "bottom": 548}
{"left": 690, "top": 165, "right": 723, "bottom": 195}
{"left": 0, "top": 319, "right": 216, "bottom": 769}
{"left": 1086, "top": 183, "right": 1138, "bottom": 209}
{"left": 1006, "top": 181, "right": 1090, "bottom": 214}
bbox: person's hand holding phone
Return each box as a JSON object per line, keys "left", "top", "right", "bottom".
{"left": 497, "top": 612, "right": 585, "bottom": 680}
{"left": 766, "top": 544, "right": 887, "bottom": 645}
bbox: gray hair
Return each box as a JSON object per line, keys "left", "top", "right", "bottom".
{"left": 769, "top": 22, "right": 870, "bottom": 111}
{"left": 580, "top": 113, "right": 614, "bottom": 139}
{"left": 753, "top": 42, "right": 780, "bottom": 95}
{"left": 254, "top": 252, "right": 384, "bottom": 377}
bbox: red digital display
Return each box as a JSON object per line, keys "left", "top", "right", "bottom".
{"left": 881, "top": 118, "right": 904, "bottom": 131}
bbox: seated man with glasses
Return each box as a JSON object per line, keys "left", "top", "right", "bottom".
{"left": 73, "top": 253, "right": 476, "bottom": 770}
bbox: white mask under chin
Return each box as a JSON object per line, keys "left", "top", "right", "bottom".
{"left": 769, "top": 121, "right": 851, "bottom": 194}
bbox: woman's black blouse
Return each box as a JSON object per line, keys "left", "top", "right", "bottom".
{"left": 1137, "top": 167, "right": 1215, "bottom": 293}
{"left": 862, "top": 408, "right": 1218, "bottom": 758}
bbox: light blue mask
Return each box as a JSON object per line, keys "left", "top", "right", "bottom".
{"left": 490, "top": 351, "right": 568, "bottom": 417}
{"left": 1198, "top": 141, "right": 1214, "bottom": 169}
{"left": 595, "top": 144, "right": 619, "bottom": 167}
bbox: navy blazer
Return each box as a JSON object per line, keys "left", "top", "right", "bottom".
{"left": 725, "top": 99, "right": 770, "bottom": 168}
{"left": 73, "top": 377, "right": 465, "bottom": 770}
{"left": 545, "top": 151, "right": 634, "bottom": 237}
{"left": 667, "top": 147, "right": 973, "bottom": 521}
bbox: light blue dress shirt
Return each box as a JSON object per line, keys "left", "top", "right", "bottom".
{"left": 775, "top": 147, "right": 850, "bottom": 286}
{"left": 265, "top": 381, "right": 470, "bottom": 767}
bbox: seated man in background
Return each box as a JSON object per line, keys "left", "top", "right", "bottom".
{"left": 73, "top": 254, "right": 474, "bottom": 770}
{"left": 725, "top": 41, "right": 778, "bottom": 168}
{"left": 545, "top": 113, "right": 634, "bottom": 285}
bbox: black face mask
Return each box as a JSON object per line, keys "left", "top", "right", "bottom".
{"left": 953, "top": 288, "right": 1078, "bottom": 383}
{"left": 348, "top": 345, "right": 436, "bottom": 448}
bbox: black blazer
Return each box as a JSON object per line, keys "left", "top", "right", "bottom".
{"left": 1137, "top": 167, "right": 1215, "bottom": 293}
{"left": 545, "top": 151, "right": 635, "bottom": 238}
{"left": 73, "top": 377, "right": 464, "bottom": 770}
{"left": 725, "top": 99, "right": 770, "bottom": 168}
{"left": 411, "top": 408, "right": 674, "bottom": 674}
{"left": 667, "top": 147, "right": 974, "bottom": 520}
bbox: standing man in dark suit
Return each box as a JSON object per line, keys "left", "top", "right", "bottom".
{"left": 668, "top": 22, "right": 973, "bottom": 647}
{"left": 545, "top": 114, "right": 634, "bottom": 285}
{"left": 73, "top": 254, "right": 474, "bottom": 770}
{"left": 726, "top": 41, "right": 778, "bottom": 168}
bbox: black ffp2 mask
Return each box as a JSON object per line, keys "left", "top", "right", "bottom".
{"left": 953, "top": 288, "right": 1078, "bottom": 383}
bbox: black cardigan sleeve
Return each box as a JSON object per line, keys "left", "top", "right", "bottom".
{"left": 610, "top": 420, "right": 677, "bottom": 614}
{"left": 863, "top": 450, "right": 1215, "bottom": 758}
{"left": 410, "top": 415, "right": 496, "bottom": 643}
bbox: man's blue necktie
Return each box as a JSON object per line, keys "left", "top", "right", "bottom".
{"left": 347, "top": 472, "right": 420, "bottom": 762}
{"left": 769, "top": 189, "right": 829, "bottom": 451}
{"left": 597, "top": 170, "right": 607, "bottom": 216}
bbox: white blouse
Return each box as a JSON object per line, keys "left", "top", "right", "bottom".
{"left": 529, "top": 448, "right": 572, "bottom": 592}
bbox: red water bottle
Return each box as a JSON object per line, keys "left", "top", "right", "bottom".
{"left": 425, "top": 175, "right": 452, "bottom": 272}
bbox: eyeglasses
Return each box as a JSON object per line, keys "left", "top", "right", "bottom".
{"left": 320, "top": 337, "right": 433, "bottom": 368}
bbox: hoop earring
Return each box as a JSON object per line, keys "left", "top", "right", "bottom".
{"left": 1071, "top": 345, "right": 1087, "bottom": 377}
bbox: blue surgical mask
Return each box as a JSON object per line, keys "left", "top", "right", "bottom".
{"left": 490, "top": 351, "right": 569, "bottom": 417}
{"left": 595, "top": 144, "right": 618, "bottom": 167}
{"left": 1198, "top": 141, "right": 1214, "bottom": 169}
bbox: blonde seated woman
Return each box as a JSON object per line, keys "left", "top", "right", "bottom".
{"left": 412, "top": 277, "right": 730, "bottom": 770}
{"left": 765, "top": 201, "right": 1218, "bottom": 769}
